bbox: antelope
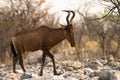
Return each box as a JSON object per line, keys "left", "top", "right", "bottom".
{"left": 10, "top": 10, "right": 75, "bottom": 76}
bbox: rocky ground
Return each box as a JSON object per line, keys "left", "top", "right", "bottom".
{"left": 0, "top": 58, "right": 120, "bottom": 80}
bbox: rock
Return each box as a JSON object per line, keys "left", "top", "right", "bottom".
{"left": 46, "top": 62, "right": 53, "bottom": 67}
{"left": 0, "top": 64, "right": 8, "bottom": 68}
{"left": 0, "top": 71, "right": 7, "bottom": 77}
{"left": 83, "top": 68, "right": 94, "bottom": 76}
{"left": 67, "top": 61, "right": 74, "bottom": 67}
{"left": 89, "top": 61, "right": 100, "bottom": 69}
{"left": 90, "top": 77, "right": 99, "bottom": 80}
{"left": 89, "top": 71, "right": 100, "bottom": 78}
{"left": 61, "top": 60, "right": 82, "bottom": 71}
{"left": 65, "top": 66, "right": 74, "bottom": 71}
{"left": 63, "top": 72, "right": 81, "bottom": 80}
{"left": 95, "top": 60, "right": 103, "bottom": 67}
{"left": 66, "top": 61, "right": 82, "bottom": 69}
{"left": 65, "top": 77, "right": 78, "bottom": 80}
{"left": 27, "top": 61, "right": 37, "bottom": 65}
{"left": 99, "top": 59, "right": 108, "bottom": 65}
{"left": 101, "top": 56, "right": 107, "bottom": 60}
{"left": 20, "top": 73, "right": 32, "bottom": 80}
{"left": 107, "top": 55, "right": 115, "bottom": 62}
{"left": 73, "top": 61, "right": 82, "bottom": 69}
{"left": 100, "top": 65, "right": 112, "bottom": 72}
{"left": 108, "top": 61, "right": 119, "bottom": 67}
{"left": 9, "top": 73, "right": 18, "bottom": 80}
{"left": 80, "top": 74, "right": 90, "bottom": 80}
{"left": 1, "top": 59, "right": 120, "bottom": 80}
{"left": 113, "top": 66, "right": 120, "bottom": 70}
{"left": 30, "top": 77, "right": 46, "bottom": 80}
{"left": 56, "top": 68, "right": 64, "bottom": 75}
{"left": 85, "top": 60, "right": 99, "bottom": 70}
{"left": 52, "top": 76, "right": 65, "bottom": 80}
{"left": 60, "top": 61, "right": 68, "bottom": 67}
{"left": 63, "top": 73, "right": 72, "bottom": 78}
{"left": 98, "top": 71, "right": 117, "bottom": 80}
{"left": 113, "top": 70, "right": 120, "bottom": 80}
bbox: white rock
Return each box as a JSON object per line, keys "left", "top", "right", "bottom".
{"left": 46, "top": 62, "right": 53, "bottom": 67}
{"left": 73, "top": 61, "right": 82, "bottom": 69}
{"left": 83, "top": 68, "right": 94, "bottom": 75}
{"left": 95, "top": 60, "right": 103, "bottom": 67}
{"left": 56, "top": 68, "right": 64, "bottom": 75}
{"left": 99, "top": 59, "right": 108, "bottom": 65}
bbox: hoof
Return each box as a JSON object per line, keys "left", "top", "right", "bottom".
{"left": 39, "top": 73, "right": 43, "bottom": 76}
{"left": 23, "top": 70, "right": 26, "bottom": 72}
{"left": 54, "top": 73, "right": 59, "bottom": 75}
{"left": 13, "top": 70, "right": 17, "bottom": 73}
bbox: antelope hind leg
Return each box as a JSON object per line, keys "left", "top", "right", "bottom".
{"left": 13, "top": 56, "right": 18, "bottom": 73}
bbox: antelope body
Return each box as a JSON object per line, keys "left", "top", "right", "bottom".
{"left": 11, "top": 10, "right": 75, "bottom": 76}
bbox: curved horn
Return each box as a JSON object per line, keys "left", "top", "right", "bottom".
{"left": 62, "top": 10, "right": 70, "bottom": 26}
{"left": 69, "top": 10, "right": 75, "bottom": 23}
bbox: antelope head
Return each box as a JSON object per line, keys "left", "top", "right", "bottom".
{"left": 62, "top": 10, "right": 75, "bottom": 47}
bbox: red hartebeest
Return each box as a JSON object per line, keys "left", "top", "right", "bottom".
{"left": 10, "top": 10, "right": 75, "bottom": 76}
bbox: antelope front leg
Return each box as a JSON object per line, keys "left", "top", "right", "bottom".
{"left": 41, "top": 45, "right": 58, "bottom": 75}
{"left": 46, "top": 51, "right": 57, "bottom": 75}
{"left": 51, "top": 56, "right": 57, "bottom": 75}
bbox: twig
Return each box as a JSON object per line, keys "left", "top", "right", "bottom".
{"left": 87, "top": 7, "right": 116, "bottom": 21}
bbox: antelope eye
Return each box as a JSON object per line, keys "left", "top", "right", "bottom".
{"left": 70, "top": 29, "right": 74, "bottom": 32}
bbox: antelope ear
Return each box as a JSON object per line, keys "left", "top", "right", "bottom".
{"left": 58, "top": 24, "right": 65, "bottom": 28}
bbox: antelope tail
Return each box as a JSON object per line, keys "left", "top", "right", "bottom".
{"left": 10, "top": 41, "right": 17, "bottom": 57}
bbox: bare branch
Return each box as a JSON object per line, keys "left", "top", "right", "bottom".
{"left": 87, "top": 7, "right": 116, "bottom": 21}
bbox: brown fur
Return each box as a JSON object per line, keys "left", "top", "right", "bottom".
{"left": 11, "top": 11, "right": 75, "bottom": 76}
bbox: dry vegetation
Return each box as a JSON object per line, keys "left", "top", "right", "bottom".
{"left": 0, "top": 0, "right": 120, "bottom": 65}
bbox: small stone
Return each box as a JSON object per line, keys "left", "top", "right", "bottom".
{"left": 63, "top": 73, "right": 72, "bottom": 78}
{"left": 56, "top": 68, "right": 64, "bottom": 75}
{"left": 73, "top": 61, "right": 82, "bottom": 69}
{"left": 99, "top": 59, "right": 108, "bottom": 65}
{"left": 90, "top": 77, "right": 99, "bottom": 80}
{"left": 46, "top": 62, "right": 53, "bottom": 67}
{"left": 83, "top": 68, "right": 94, "bottom": 75}
{"left": 89, "top": 71, "right": 100, "bottom": 77}
{"left": 108, "top": 61, "right": 119, "bottom": 67}
{"left": 113, "top": 66, "right": 120, "bottom": 70}
{"left": 80, "top": 74, "right": 90, "bottom": 80}
{"left": 95, "top": 61, "right": 103, "bottom": 67}
{"left": 107, "top": 55, "right": 115, "bottom": 62}
{"left": 65, "top": 67, "right": 74, "bottom": 71}
{"left": 20, "top": 73, "right": 32, "bottom": 80}
{"left": 9, "top": 73, "right": 18, "bottom": 80}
